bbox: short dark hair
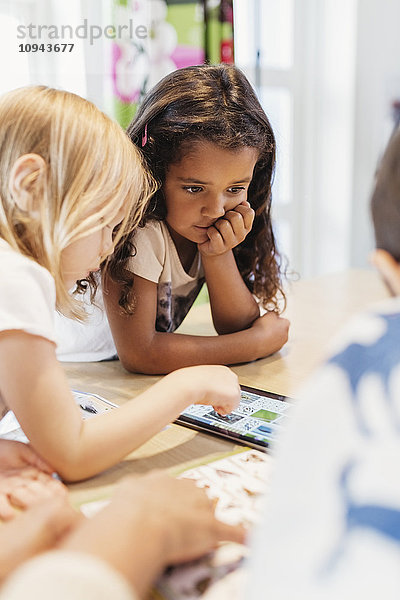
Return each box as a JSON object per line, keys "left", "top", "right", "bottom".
{"left": 371, "top": 126, "right": 400, "bottom": 262}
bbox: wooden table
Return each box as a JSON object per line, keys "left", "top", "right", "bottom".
{"left": 64, "top": 269, "right": 389, "bottom": 506}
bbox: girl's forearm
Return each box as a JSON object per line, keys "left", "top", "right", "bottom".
{"left": 54, "top": 374, "right": 193, "bottom": 481}
{"left": 120, "top": 328, "right": 260, "bottom": 375}
{"left": 201, "top": 251, "right": 259, "bottom": 333}
{"left": 2, "top": 333, "right": 243, "bottom": 483}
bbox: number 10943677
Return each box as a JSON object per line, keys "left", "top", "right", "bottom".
{"left": 18, "top": 43, "right": 74, "bottom": 52}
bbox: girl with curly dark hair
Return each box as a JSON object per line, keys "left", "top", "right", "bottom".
{"left": 105, "top": 64, "right": 289, "bottom": 374}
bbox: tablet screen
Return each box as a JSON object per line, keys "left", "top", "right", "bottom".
{"left": 174, "top": 385, "right": 293, "bottom": 452}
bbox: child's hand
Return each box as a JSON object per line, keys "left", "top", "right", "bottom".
{"left": 61, "top": 471, "right": 245, "bottom": 596}
{"left": 0, "top": 440, "right": 67, "bottom": 521}
{"left": 0, "top": 470, "right": 68, "bottom": 521}
{"left": 0, "top": 496, "right": 78, "bottom": 582}
{"left": 198, "top": 201, "right": 254, "bottom": 257}
{"left": 112, "top": 472, "right": 246, "bottom": 564}
{"left": 0, "top": 440, "right": 53, "bottom": 474}
{"left": 171, "top": 365, "right": 241, "bottom": 415}
{"left": 249, "top": 312, "right": 290, "bottom": 359}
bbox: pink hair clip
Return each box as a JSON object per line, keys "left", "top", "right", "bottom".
{"left": 141, "top": 123, "right": 148, "bottom": 147}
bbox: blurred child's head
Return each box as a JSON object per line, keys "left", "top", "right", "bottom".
{"left": 370, "top": 126, "right": 400, "bottom": 296}
{"left": 371, "top": 126, "right": 400, "bottom": 263}
{"left": 126, "top": 64, "right": 284, "bottom": 310}
{"left": 0, "top": 86, "right": 153, "bottom": 318}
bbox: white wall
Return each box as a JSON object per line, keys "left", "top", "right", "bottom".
{"left": 300, "top": 0, "right": 358, "bottom": 277}
{"left": 235, "top": 0, "right": 400, "bottom": 278}
{"left": 0, "top": 0, "right": 113, "bottom": 110}
{"left": 351, "top": 0, "right": 400, "bottom": 268}
{"left": 302, "top": 0, "right": 400, "bottom": 275}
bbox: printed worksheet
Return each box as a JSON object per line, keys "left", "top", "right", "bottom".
{"left": 0, "top": 390, "right": 117, "bottom": 443}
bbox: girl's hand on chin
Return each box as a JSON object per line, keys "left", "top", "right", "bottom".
{"left": 198, "top": 201, "right": 254, "bottom": 257}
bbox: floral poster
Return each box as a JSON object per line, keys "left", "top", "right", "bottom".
{"left": 112, "top": 0, "right": 234, "bottom": 128}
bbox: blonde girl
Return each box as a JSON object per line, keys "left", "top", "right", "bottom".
{"left": 0, "top": 86, "right": 240, "bottom": 481}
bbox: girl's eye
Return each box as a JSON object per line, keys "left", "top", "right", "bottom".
{"left": 228, "top": 186, "right": 246, "bottom": 194}
{"left": 183, "top": 186, "right": 203, "bottom": 194}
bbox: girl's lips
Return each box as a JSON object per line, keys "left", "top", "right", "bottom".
{"left": 194, "top": 223, "right": 214, "bottom": 229}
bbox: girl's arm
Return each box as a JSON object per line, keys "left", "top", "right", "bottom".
{"left": 0, "top": 331, "right": 240, "bottom": 482}
{"left": 201, "top": 250, "right": 259, "bottom": 334}
{"left": 199, "top": 201, "right": 259, "bottom": 333}
{"left": 0, "top": 497, "right": 78, "bottom": 582}
{"left": 103, "top": 273, "right": 289, "bottom": 375}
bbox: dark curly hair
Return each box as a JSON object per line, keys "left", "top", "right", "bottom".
{"left": 109, "top": 64, "right": 286, "bottom": 312}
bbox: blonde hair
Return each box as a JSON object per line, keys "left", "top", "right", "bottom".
{"left": 0, "top": 86, "right": 154, "bottom": 318}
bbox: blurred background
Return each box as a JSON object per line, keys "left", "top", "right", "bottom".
{"left": 1, "top": 0, "right": 399, "bottom": 280}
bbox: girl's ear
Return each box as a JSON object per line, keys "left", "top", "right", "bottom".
{"left": 8, "top": 153, "right": 46, "bottom": 213}
{"left": 370, "top": 249, "right": 400, "bottom": 297}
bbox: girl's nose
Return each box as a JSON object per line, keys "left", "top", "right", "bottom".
{"left": 202, "top": 195, "right": 225, "bottom": 219}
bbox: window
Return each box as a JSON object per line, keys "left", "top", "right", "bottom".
{"left": 0, "top": 0, "right": 87, "bottom": 99}
{"left": 235, "top": 0, "right": 359, "bottom": 277}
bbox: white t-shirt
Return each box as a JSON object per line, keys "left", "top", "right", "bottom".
{"left": 129, "top": 220, "right": 205, "bottom": 332}
{"left": 55, "top": 286, "right": 117, "bottom": 362}
{"left": 0, "top": 239, "right": 56, "bottom": 419}
{"left": 0, "top": 551, "right": 136, "bottom": 600}
{"left": 55, "top": 220, "right": 205, "bottom": 362}
{"left": 248, "top": 297, "right": 400, "bottom": 600}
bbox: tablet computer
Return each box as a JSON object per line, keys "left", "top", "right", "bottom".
{"left": 174, "top": 385, "right": 293, "bottom": 452}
